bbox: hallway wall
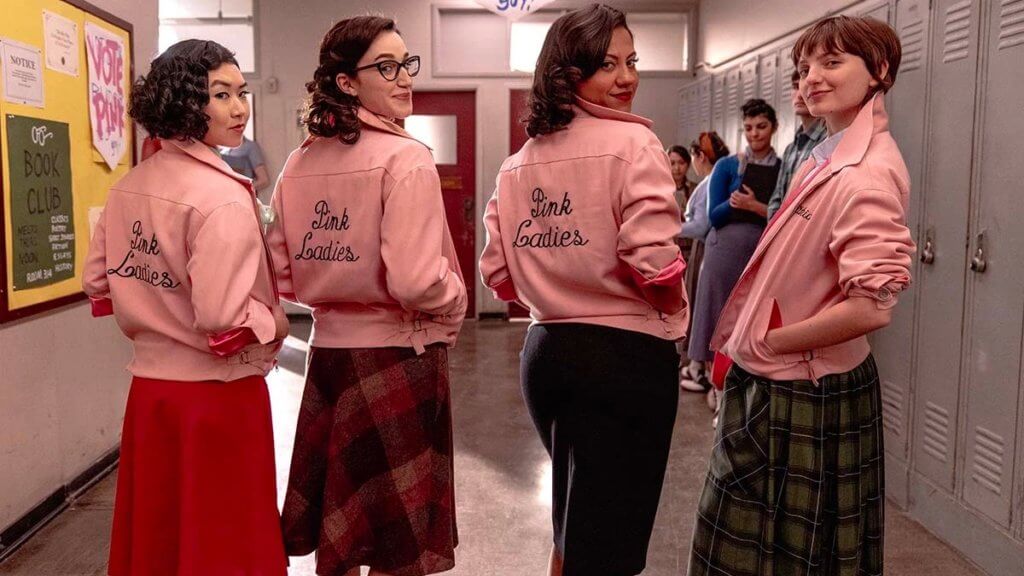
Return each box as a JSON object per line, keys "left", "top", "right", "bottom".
{"left": 0, "top": 0, "right": 156, "bottom": 534}
{"left": 697, "top": 0, "right": 854, "bottom": 67}
{"left": 252, "top": 0, "right": 692, "bottom": 316}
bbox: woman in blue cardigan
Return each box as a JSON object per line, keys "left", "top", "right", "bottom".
{"left": 687, "top": 99, "right": 780, "bottom": 396}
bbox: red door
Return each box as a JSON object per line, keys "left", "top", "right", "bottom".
{"left": 410, "top": 91, "right": 477, "bottom": 317}
{"left": 507, "top": 89, "right": 532, "bottom": 319}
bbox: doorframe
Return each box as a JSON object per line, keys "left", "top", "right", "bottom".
{"left": 413, "top": 84, "right": 485, "bottom": 317}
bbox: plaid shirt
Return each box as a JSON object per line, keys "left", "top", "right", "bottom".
{"left": 766, "top": 120, "right": 828, "bottom": 220}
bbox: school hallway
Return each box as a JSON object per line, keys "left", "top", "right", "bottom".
{"left": 0, "top": 319, "right": 985, "bottom": 576}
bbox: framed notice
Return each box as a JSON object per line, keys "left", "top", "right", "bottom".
{"left": 0, "top": 0, "right": 134, "bottom": 323}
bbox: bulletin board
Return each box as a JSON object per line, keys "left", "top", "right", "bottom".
{"left": 0, "top": 0, "right": 134, "bottom": 323}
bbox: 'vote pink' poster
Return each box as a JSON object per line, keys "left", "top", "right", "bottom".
{"left": 85, "top": 22, "right": 126, "bottom": 171}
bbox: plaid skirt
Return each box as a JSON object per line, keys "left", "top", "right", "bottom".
{"left": 281, "top": 345, "right": 457, "bottom": 576}
{"left": 688, "top": 356, "right": 884, "bottom": 576}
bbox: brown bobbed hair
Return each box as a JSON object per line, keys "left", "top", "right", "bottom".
{"left": 526, "top": 3, "right": 630, "bottom": 138}
{"left": 792, "top": 15, "right": 901, "bottom": 95}
{"left": 689, "top": 131, "right": 730, "bottom": 166}
{"left": 305, "top": 16, "right": 398, "bottom": 144}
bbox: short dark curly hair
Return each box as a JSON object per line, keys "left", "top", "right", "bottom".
{"left": 129, "top": 40, "right": 239, "bottom": 141}
{"left": 741, "top": 98, "right": 778, "bottom": 128}
{"left": 305, "top": 16, "right": 397, "bottom": 145}
{"left": 526, "top": 4, "right": 630, "bottom": 138}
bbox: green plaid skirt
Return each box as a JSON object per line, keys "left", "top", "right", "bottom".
{"left": 688, "top": 356, "right": 884, "bottom": 576}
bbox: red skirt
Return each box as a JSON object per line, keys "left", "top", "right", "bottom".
{"left": 108, "top": 375, "right": 287, "bottom": 576}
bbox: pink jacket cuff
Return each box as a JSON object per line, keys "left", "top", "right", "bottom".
{"left": 490, "top": 277, "right": 519, "bottom": 302}
{"left": 630, "top": 255, "right": 686, "bottom": 287}
{"left": 90, "top": 297, "right": 114, "bottom": 317}
{"left": 208, "top": 327, "right": 259, "bottom": 357}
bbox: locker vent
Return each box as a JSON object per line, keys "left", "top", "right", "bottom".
{"left": 880, "top": 379, "right": 904, "bottom": 437}
{"left": 726, "top": 73, "right": 740, "bottom": 112}
{"left": 942, "top": 0, "right": 973, "bottom": 63}
{"left": 713, "top": 77, "right": 725, "bottom": 124}
{"left": 971, "top": 426, "right": 1005, "bottom": 495}
{"left": 901, "top": 19, "right": 926, "bottom": 72}
{"left": 742, "top": 66, "right": 758, "bottom": 101}
{"left": 998, "top": 0, "right": 1024, "bottom": 51}
{"left": 759, "top": 59, "right": 776, "bottom": 104}
{"left": 922, "top": 402, "right": 951, "bottom": 462}
{"left": 699, "top": 83, "right": 712, "bottom": 126}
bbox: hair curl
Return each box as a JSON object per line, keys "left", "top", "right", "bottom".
{"left": 741, "top": 98, "right": 778, "bottom": 128}
{"left": 129, "top": 40, "right": 238, "bottom": 141}
{"left": 305, "top": 16, "right": 397, "bottom": 144}
{"left": 689, "top": 131, "right": 730, "bottom": 166}
{"left": 526, "top": 4, "right": 630, "bottom": 138}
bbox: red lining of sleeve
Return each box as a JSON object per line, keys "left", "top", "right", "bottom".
{"left": 490, "top": 277, "right": 519, "bottom": 302}
{"left": 208, "top": 327, "right": 259, "bottom": 357}
{"left": 90, "top": 297, "right": 114, "bottom": 317}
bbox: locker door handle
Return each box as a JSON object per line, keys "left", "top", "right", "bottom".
{"left": 969, "top": 232, "right": 987, "bottom": 274}
{"left": 463, "top": 197, "right": 474, "bottom": 223}
{"left": 920, "top": 228, "right": 935, "bottom": 265}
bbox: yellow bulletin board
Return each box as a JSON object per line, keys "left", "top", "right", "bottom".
{"left": 0, "top": 0, "right": 133, "bottom": 323}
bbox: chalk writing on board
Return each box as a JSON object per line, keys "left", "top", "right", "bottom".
{"left": 6, "top": 115, "right": 75, "bottom": 290}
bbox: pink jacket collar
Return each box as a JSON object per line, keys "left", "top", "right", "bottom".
{"left": 749, "top": 92, "right": 891, "bottom": 264}
{"left": 826, "top": 92, "right": 890, "bottom": 173}
{"left": 160, "top": 138, "right": 254, "bottom": 189}
{"left": 573, "top": 96, "right": 654, "bottom": 129}
{"left": 300, "top": 107, "right": 430, "bottom": 149}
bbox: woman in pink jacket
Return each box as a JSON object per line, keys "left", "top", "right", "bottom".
{"left": 267, "top": 16, "right": 466, "bottom": 576}
{"left": 479, "top": 5, "right": 687, "bottom": 575}
{"left": 82, "top": 40, "right": 289, "bottom": 575}
{"left": 688, "top": 16, "right": 915, "bottom": 576}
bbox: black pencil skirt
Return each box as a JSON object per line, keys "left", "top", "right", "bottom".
{"left": 521, "top": 322, "right": 679, "bottom": 576}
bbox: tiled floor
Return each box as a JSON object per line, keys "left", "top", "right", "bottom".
{"left": 0, "top": 320, "right": 985, "bottom": 575}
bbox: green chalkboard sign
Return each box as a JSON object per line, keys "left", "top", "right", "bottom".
{"left": 6, "top": 114, "right": 74, "bottom": 290}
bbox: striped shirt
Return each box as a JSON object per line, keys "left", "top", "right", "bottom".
{"left": 766, "top": 120, "right": 828, "bottom": 220}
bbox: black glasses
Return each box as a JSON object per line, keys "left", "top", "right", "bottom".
{"left": 354, "top": 56, "right": 421, "bottom": 81}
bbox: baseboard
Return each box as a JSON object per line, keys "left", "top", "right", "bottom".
{"left": 908, "top": 471, "right": 1024, "bottom": 575}
{"left": 477, "top": 312, "right": 508, "bottom": 320}
{"left": 0, "top": 447, "right": 119, "bottom": 562}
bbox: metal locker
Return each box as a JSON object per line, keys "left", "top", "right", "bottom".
{"left": 697, "top": 77, "right": 712, "bottom": 135}
{"left": 758, "top": 52, "right": 779, "bottom": 148}
{"left": 724, "top": 66, "right": 741, "bottom": 154}
{"left": 677, "top": 85, "right": 694, "bottom": 146}
{"left": 958, "top": 0, "right": 1024, "bottom": 529}
{"left": 711, "top": 73, "right": 727, "bottom": 146}
{"left": 739, "top": 57, "right": 758, "bottom": 102}
{"left": 873, "top": 0, "right": 932, "bottom": 480}
{"left": 776, "top": 43, "right": 797, "bottom": 161}
{"left": 911, "top": 0, "right": 983, "bottom": 493}
{"left": 860, "top": 0, "right": 892, "bottom": 22}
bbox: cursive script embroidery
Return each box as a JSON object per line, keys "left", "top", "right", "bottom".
{"left": 293, "top": 200, "right": 360, "bottom": 262}
{"left": 107, "top": 220, "right": 181, "bottom": 289}
{"left": 513, "top": 188, "right": 590, "bottom": 249}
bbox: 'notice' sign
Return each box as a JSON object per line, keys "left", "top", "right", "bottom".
{"left": 473, "top": 0, "right": 557, "bottom": 21}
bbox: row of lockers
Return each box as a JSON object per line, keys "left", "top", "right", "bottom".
{"left": 675, "top": 0, "right": 1024, "bottom": 573}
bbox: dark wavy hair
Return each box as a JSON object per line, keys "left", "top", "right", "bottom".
{"left": 668, "top": 145, "right": 691, "bottom": 165}
{"left": 129, "top": 40, "right": 239, "bottom": 141}
{"left": 305, "top": 16, "right": 397, "bottom": 144}
{"left": 526, "top": 4, "right": 630, "bottom": 137}
{"left": 741, "top": 98, "right": 778, "bottom": 128}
